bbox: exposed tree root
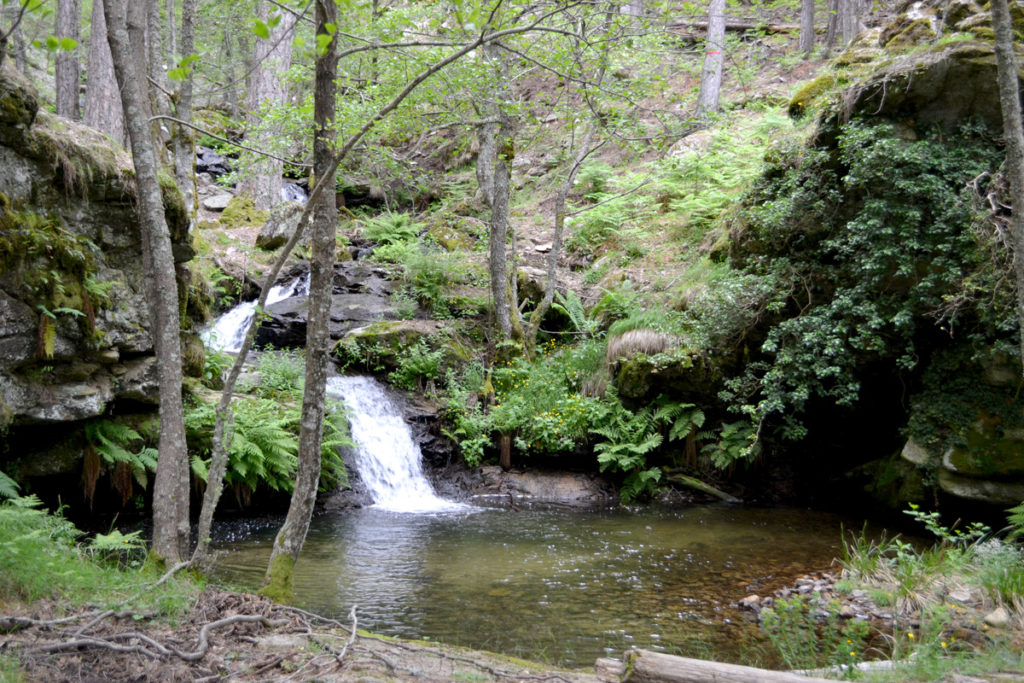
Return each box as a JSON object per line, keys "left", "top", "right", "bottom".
{"left": 0, "top": 589, "right": 607, "bottom": 682}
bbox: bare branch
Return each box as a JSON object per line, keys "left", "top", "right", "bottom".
{"left": 149, "top": 115, "right": 312, "bottom": 168}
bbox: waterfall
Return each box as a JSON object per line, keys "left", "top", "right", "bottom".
{"left": 326, "top": 375, "right": 466, "bottom": 513}
{"left": 202, "top": 274, "right": 310, "bottom": 353}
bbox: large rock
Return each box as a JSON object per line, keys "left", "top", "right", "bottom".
{"left": 253, "top": 261, "right": 401, "bottom": 347}
{"left": 256, "top": 201, "right": 305, "bottom": 251}
{"left": 0, "top": 65, "right": 192, "bottom": 432}
{"left": 465, "top": 466, "right": 617, "bottom": 508}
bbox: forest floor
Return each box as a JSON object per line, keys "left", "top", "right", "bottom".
{"left": 3, "top": 589, "right": 609, "bottom": 682}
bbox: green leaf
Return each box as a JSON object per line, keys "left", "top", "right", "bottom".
{"left": 252, "top": 19, "right": 270, "bottom": 39}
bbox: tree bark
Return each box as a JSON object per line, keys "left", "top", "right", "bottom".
{"left": 103, "top": 0, "right": 190, "bottom": 564}
{"left": 484, "top": 43, "right": 515, "bottom": 341}
{"left": 261, "top": 0, "right": 338, "bottom": 602}
{"left": 166, "top": 0, "right": 176, "bottom": 59}
{"left": 799, "top": 0, "right": 815, "bottom": 58}
{"left": 238, "top": 0, "right": 297, "bottom": 211}
{"left": 696, "top": 0, "right": 727, "bottom": 116}
{"left": 171, "top": 0, "right": 196, "bottom": 226}
{"left": 56, "top": 0, "right": 81, "bottom": 120}
{"left": 84, "top": 0, "right": 125, "bottom": 145}
{"left": 823, "top": 0, "right": 838, "bottom": 53}
{"left": 991, "top": 0, "right": 1024, "bottom": 376}
{"left": 839, "top": 0, "right": 857, "bottom": 45}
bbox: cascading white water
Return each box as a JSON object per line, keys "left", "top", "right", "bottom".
{"left": 326, "top": 375, "right": 466, "bottom": 513}
{"left": 201, "top": 274, "right": 310, "bottom": 352}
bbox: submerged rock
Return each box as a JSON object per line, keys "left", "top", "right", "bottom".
{"left": 465, "top": 465, "right": 617, "bottom": 508}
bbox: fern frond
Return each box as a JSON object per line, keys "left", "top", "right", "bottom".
{"left": 0, "top": 469, "right": 20, "bottom": 499}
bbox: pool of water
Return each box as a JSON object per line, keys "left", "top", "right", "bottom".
{"left": 211, "top": 505, "right": 858, "bottom": 667}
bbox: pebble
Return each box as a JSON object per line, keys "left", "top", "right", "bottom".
{"left": 983, "top": 606, "right": 1010, "bottom": 628}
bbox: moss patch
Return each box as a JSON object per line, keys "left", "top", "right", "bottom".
{"left": 219, "top": 197, "right": 269, "bottom": 230}
{"left": 258, "top": 552, "right": 295, "bottom": 603}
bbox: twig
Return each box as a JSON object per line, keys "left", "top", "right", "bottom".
{"left": 336, "top": 605, "right": 358, "bottom": 662}
{"left": 148, "top": 115, "right": 312, "bottom": 168}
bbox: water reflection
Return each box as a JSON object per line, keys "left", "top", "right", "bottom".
{"left": 212, "top": 505, "right": 853, "bottom": 667}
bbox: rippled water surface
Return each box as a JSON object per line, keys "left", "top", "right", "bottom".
{"left": 212, "top": 505, "right": 855, "bottom": 667}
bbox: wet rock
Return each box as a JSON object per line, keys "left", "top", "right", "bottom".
{"left": 464, "top": 465, "right": 617, "bottom": 508}
{"left": 738, "top": 595, "right": 761, "bottom": 610}
{"left": 195, "top": 145, "right": 232, "bottom": 176}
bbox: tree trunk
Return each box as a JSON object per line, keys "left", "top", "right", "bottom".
{"left": 992, "top": 0, "right": 1024, "bottom": 376}
{"left": 622, "top": 649, "right": 835, "bottom": 682}
{"left": 824, "top": 0, "right": 838, "bottom": 54}
{"left": 696, "top": 0, "right": 727, "bottom": 116}
{"left": 171, "top": 0, "right": 196, "bottom": 225}
{"left": 84, "top": 0, "right": 125, "bottom": 145}
{"left": 238, "top": 0, "right": 296, "bottom": 211}
{"left": 799, "top": 0, "right": 815, "bottom": 58}
{"left": 475, "top": 115, "right": 497, "bottom": 208}
{"left": 839, "top": 0, "right": 857, "bottom": 45}
{"left": 103, "top": 0, "right": 190, "bottom": 564}
{"left": 261, "top": 0, "right": 338, "bottom": 603}
{"left": 166, "top": 0, "right": 176, "bottom": 59}
{"left": 56, "top": 0, "right": 81, "bottom": 120}
{"left": 484, "top": 43, "right": 515, "bottom": 341}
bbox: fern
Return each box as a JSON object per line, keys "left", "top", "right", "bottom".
{"left": 552, "top": 289, "right": 598, "bottom": 337}
{"left": 704, "top": 420, "right": 761, "bottom": 469}
{"left": 83, "top": 420, "right": 159, "bottom": 503}
{"left": 360, "top": 212, "right": 423, "bottom": 245}
{"left": 0, "top": 469, "right": 20, "bottom": 499}
{"left": 1008, "top": 501, "right": 1024, "bottom": 540}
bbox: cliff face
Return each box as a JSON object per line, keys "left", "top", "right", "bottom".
{"left": 0, "top": 65, "right": 196, "bottom": 433}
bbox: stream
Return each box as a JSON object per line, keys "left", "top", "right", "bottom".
{"left": 203, "top": 291, "right": 865, "bottom": 669}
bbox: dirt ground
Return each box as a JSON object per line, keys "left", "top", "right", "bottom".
{"left": 1, "top": 589, "right": 610, "bottom": 682}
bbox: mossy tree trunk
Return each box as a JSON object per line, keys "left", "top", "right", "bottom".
{"left": 991, "top": 0, "right": 1024, "bottom": 377}
{"left": 104, "top": 0, "right": 190, "bottom": 563}
{"left": 261, "top": 0, "right": 338, "bottom": 603}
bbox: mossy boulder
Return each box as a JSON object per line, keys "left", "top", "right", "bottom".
{"left": 333, "top": 320, "right": 471, "bottom": 376}
{"left": 788, "top": 74, "right": 839, "bottom": 118}
{"left": 219, "top": 196, "right": 269, "bottom": 229}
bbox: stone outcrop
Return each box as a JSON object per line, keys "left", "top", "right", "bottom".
{"left": 254, "top": 261, "right": 401, "bottom": 347}
{"left": 0, "top": 65, "right": 196, "bottom": 431}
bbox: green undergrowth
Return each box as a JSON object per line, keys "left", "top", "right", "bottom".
{"left": 762, "top": 507, "right": 1024, "bottom": 681}
{"left": 0, "top": 496, "right": 200, "bottom": 617}
{"left": 187, "top": 349, "right": 351, "bottom": 501}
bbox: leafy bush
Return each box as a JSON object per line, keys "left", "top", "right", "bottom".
{"left": 721, "top": 121, "right": 1005, "bottom": 440}
{"left": 761, "top": 595, "right": 869, "bottom": 671}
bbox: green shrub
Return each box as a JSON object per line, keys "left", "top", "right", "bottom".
{"left": 388, "top": 339, "right": 443, "bottom": 391}
{"left": 761, "top": 596, "right": 869, "bottom": 671}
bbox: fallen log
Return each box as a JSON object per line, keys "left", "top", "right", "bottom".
{"left": 668, "top": 19, "right": 802, "bottom": 35}
{"left": 664, "top": 472, "right": 740, "bottom": 503}
{"left": 622, "top": 649, "right": 837, "bottom": 683}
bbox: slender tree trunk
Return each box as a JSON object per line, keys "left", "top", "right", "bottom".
{"left": 5, "top": 5, "right": 27, "bottom": 73}
{"left": 166, "top": 0, "right": 176, "bottom": 59}
{"left": 172, "top": 0, "right": 196, "bottom": 224}
{"left": 103, "top": 0, "right": 190, "bottom": 564}
{"left": 839, "top": 0, "right": 857, "bottom": 45}
{"left": 56, "top": 0, "right": 80, "bottom": 120}
{"left": 84, "top": 0, "right": 125, "bottom": 145}
{"left": 823, "top": 0, "right": 838, "bottom": 54}
{"left": 799, "top": 0, "right": 815, "bottom": 58}
{"left": 475, "top": 114, "right": 497, "bottom": 208}
{"left": 238, "top": 0, "right": 296, "bottom": 211}
{"left": 696, "top": 0, "right": 726, "bottom": 116}
{"left": 992, "top": 0, "right": 1024, "bottom": 376}
{"left": 261, "top": 0, "right": 338, "bottom": 603}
